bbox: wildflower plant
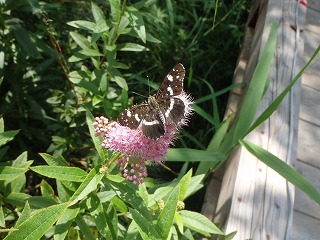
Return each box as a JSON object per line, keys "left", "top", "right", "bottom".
{"left": 93, "top": 90, "right": 194, "bottom": 185}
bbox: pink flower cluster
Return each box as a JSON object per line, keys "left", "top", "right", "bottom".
{"left": 93, "top": 92, "right": 193, "bottom": 185}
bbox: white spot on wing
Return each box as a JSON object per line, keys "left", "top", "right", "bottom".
{"left": 167, "top": 75, "right": 173, "bottom": 81}
{"left": 143, "top": 119, "right": 159, "bottom": 126}
{"left": 165, "top": 98, "right": 175, "bottom": 118}
{"left": 134, "top": 114, "right": 141, "bottom": 122}
{"left": 167, "top": 86, "right": 173, "bottom": 96}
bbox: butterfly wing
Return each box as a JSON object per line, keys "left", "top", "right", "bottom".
{"left": 118, "top": 63, "right": 186, "bottom": 139}
{"left": 118, "top": 104, "right": 165, "bottom": 139}
{"left": 156, "top": 63, "right": 185, "bottom": 99}
{"left": 117, "top": 104, "right": 148, "bottom": 129}
{"left": 156, "top": 63, "right": 186, "bottom": 125}
{"left": 141, "top": 110, "right": 165, "bottom": 139}
{"left": 160, "top": 97, "right": 185, "bottom": 125}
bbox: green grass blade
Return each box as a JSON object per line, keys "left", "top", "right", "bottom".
{"left": 195, "top": 115, "right": 231, "bottom": 175}
{"left": 240, "top": 140, "right": 320, "bottom": 205}
{"left": 166, "top": 148, "right": 225, "bottom": 162}
{"left": 219, "top": 22, "right": 278, "bottom": 154}
{"left": 246, "top": 44, "right": 320, "bottom": 135}
{"left": 232, "top": 22, "right": 278, "bottom": 142}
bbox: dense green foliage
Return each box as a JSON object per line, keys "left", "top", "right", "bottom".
{"left": 0, "top": 0, "right": 254, "bottom": 239}
{"left": 1, "top": 1, "right": 320, "bottom": 239}
{"left": 1, "top": 0, "right": 250, "bottom": 162}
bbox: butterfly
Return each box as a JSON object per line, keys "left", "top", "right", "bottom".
{"left": 117, "top": 63, "right": 186, "bottom": 140}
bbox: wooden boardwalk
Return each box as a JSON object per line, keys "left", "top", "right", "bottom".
{"left": 291, "top": 1, "right": 320, "bottom": 239}
{"left": 201, "top": 0, "right": 320, "bottom": 239}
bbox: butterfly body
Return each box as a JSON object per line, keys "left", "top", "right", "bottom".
{"left": 118, "top": 64, "right": 186, "bottom": 139}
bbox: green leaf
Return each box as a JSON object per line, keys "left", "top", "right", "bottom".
{"left": 110, "top": 180, "right": 151, "bottom": 220}
{"left": 148, "top": 186, "right": 174, "bottom": 208}
{"left": 105, "top": 204, "right": 118, "bottom": 240}
{"left": 78, "top": 49, "right": 103, "bottom": 57}
{"left": 9, "top": 174, "right": 26, "bottom": 193}
{"left": 130, "top": 208, "right": 161, "bottom": 240}
{"left": 39, "top": 153, "right": 68, "bottom": 166}
{"left": 232, "top": 22, "right": 278, "bottom": 143}
{"left": 0, "top": 166, "right": 28, "bottom": 182}
{"left": 27, "top": 196, "right": 59, "bottom": 209}
{"left": 178, "top": 170, "right": 192, "bottom": 200}
{"left": 180, "top": 210, "right": 224, "bottom": 236}
{"left": 196, "top": 115, "right": 232, "bottom": 175}
{"left": 0, "top": 130, "right": 20, "bottom": 147}
{"left": 126, "top": 6, "right": 146, "bottom": 43}
{"left": 240, "top": 140, "right": 320, "bottom": 205}
{"left": 4, "top": 193, "right": 30, "bottom": 208}
{"left": 54, "top": 207, "right": 80, "bottom": 240}
{"left": 40, "top": 179, "right": 55, "bottom": 197}
{"left": 30, "top": 166, "right": 87, "bottom": 182}
{"left": 0, "top": 206, "right": 5, "bottom": 228}
{"left": 86, "top": 194, "right": 108, "bottom": 238}
{"left": 192, "top": 104, "right": 215, "bottom": 125}
{"left": 91, "top": 2, "right": 105, "bottom": 24}
{"left": 247, "top": 44, "right": 320, "bottom": 135}
{"left": 184, "top": 174, "right": 205, "bottom": 199}
{"left": 207, "top": 114, "right": 233, "bottom": 152}
{"left": 117, "top": 42, "right": 148, "bottom": 52}
{"left": 69, "top": 32, "right": 90, "bottom": 50}
{"left": 166, "top": 148, "right": 224, "bottom": 162}
{"left": 9, "top": 23, "right": 40, "bottom": 58}
{"left": 67, "top": 20, "right": 96, "bottom": 31}
{"left": 111, "top": 75, "right": 128, "bottom": 90}
{"left": 75, "top": 215, "right": 96, "bottom": 240}
{"left": 109, "top": 0, "right": 121, "bottom": 23}
{"left": 0, "top": 118, "right": 4, "bottom": 133}
{"left": 16, "top": 202, "right": 31, "bottom": 228}
{"left": 110, "top": 196, "right": 128, "bottom": 214}
{"left": 156, "top": 186, "right": 180, "bottom": 239}
{"left": 11, "top": 151, "right": 30, "bottom": 167}
{"left": 69, "top": 167, "right": 104, "bottom": 205}
{"left": 4, "top": 203, "right": 68, "bottom": 240}
{"left": 77, "top": 79, "right": 100, "bottom": 95}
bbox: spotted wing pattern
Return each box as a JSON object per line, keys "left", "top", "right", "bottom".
{"left": 117, "top": 64, "right": 186, "bottom": 139}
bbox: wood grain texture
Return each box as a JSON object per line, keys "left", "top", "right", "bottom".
{"left": 213, "top": 0, "right": 306, "bottom": 239}
{"left": 297, "top": 119, "right": 320, "bottom": 169}
{"left": 291, "top": 210, "right": 320, "bottom": 240}
{"left": 293, "top": 160, "right": 320, "bottom": 219}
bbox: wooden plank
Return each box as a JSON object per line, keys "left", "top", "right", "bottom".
{"left": 297, "top": 119, "right": 320, "bottom": 169}
{"left": 301, "top": 28, "right": 320, "bottom": 90}
{"left": 213, "top": 0, "right": 306, "bottom": 239}
{"left": 305, "top": 2, "right": 320, "bottom": 35}
{"left": 299, "top": 85, "right": 320, "bottom": 126}
{"left": 293, "top": 160, "right": 320, "bottom": 219}
{"left": 307, "top": 0, "right": 320, "bottom": 12}
{"left": 291, "top": 210, "right": 320, "bottom": 240}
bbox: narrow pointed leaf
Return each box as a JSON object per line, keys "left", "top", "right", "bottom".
{"left": 156, "top": 186, "right": 180, "bottom": 239}
{"left": 30, "top": 166, "right": 87, "bottom": 182}
{"left": 166, "top": 148, "right": 224, "bottom": 162}
{"left": 240, "top": 140, "right": 320, "bottom": 205}
{"left": 130, "top": 208, "right": 161, "bottom": 240}
{"left": 180, "top": 210, "right": 224, "bottom": 236}
{"left": 70, "top": 167, "right": 104, "bottom": 205}
{"left": 4, "top": 203, "right": 68, "bottom": 240}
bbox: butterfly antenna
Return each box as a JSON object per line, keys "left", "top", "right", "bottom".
{"left": 131, "top": 91, "right": 147, "bottom": 98}
{"left": 147, "top": 75, "right": 151, "bottom": 95}
{"left": 159, "top": 162, "right": 178, "bottom": 176}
